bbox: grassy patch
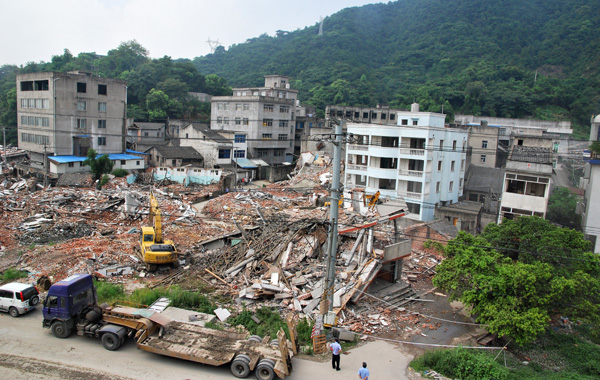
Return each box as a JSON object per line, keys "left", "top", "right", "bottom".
{"left": 228, "top": 307, "right": 289, "bottom": 340}
{"left": 0, "top": 268, "right": 29, "bottom": 282}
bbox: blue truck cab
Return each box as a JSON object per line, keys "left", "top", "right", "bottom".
{"left": 42, "top": 274, "right": 97, "bottom": 338}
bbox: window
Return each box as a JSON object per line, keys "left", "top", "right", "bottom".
{"left": 449, "top": 181, "right": 454, "bottom": 192}
{"left": 235, "top": 104, "right": 241, "bottom": 111}
{"left": 172, "top": 159, "right": 177, "bottom": 166}
{"left": 35, "top": 80, "right": 49, "bottom": 90}
{"left": 217, "top": 103, "right": 223, "bottom": 110}
{"left": 459, "top": 178, "right": 464, "bottom": 188}
{"left": 98, "top": 84, "right": 107, "bottom": 95}
{"left": 243, "top": 118, "right": 249, "bottom": 125}
{"left": 121, "top": 160, "right": 126, "bottom": 165}
{"left": 278, "top": 134, "right": 288, "bottom": 141}
{"left": 390, "top": 114, "right": 395, "bottom": 121}
{"left": 363, "top": 112, "right": 369, "bottom": 118}
{"left": 279, "top": 120, "right": 289, "bottom": 128}
{"left": 76, "top": 119, "right": 87, "bottom": 129}
{"left": 262, "top": 119, "right": 273, "bottom": 127}
{"left": 452, "top": 140, "right": 457, "bottom": 150}
{"left": 243, "top": 104, "right": 249, "bottom": 110}
{"left": 218, "top": 149, "right": 231, "bottom": 159}
{"left": 77, "top": 101, "right": 86, "bottom": 111}
{"left": 98, "top": 120, "right": 106, "bottom": 129}
{"left": 257, "top": 149, "right": 268, "bottom": 158}
{"left": 262, "top": 133, "right": 272, "bottom": 140}
{"left": 68, "top": 162, "right": 74, "bottom": 168}
{"left": 274, "top": 149, "right": 285, "bottom": 157}
{"left": 223, "top": 103, "right": 229, "bottom": 110}
{"left": 77, "top": 82, "right": 86, "bottom": 93}
{"left": 402, "top": 119, "right": 408, "bottom": 125}
{"left": 217, "top": 117, "right": 223, "bottom": 124}
{"left": 98, "top": 102, "right": 107, "bottom": 112}
{"left": 280, "top": 105, "right": 289, "bottom": 113}
{"left": 439, "top": 140, "right": 444, "bottom": 151}
{"left": 381, "top": 113, "right": 387, "bottom": 120}
{"left": 20, "top": 81, "right": 33, "bottom": 91}
{"left": 481, "top": 155, "right": 487, "bottom": 163}
{"left": 436, "top": 182, "right": 441, "bottom": 192}
{"left": 461, "top": 159, "right": 465, "bottom": 170}
{"left": 235, "top": 117, "right": 241, "bottom": 125}
{"left": 224, "top": 117, "right": 229, "bottom": 124}
{"left": 451, "top": 161, "right": 455, "bottom": 171}
{"left": 438, "top": 161, "right": 442, "bottom": 171}
{"left": 412, "top": 120, "right": 418, "bottom": 126}
{"left": 234, "top": 135, "right": 246, "bottom": 143}
{"left": 234, "top": 150, "right": 245, "bottom": 158}
{"left": 264, "top": 104, "right": 274, "bottom": 112}
{"left": 482, "top": 140, "right": 488, "bottom": 149}
{"left": 136, "top": 161, "right": 140, "bottom": 166}
{"left": 98, "top": 137, "right": 106, "bottom": 145}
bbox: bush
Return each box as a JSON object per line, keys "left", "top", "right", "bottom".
{"left": 100, "top": 174, "right": 110, "bottom": 186}
{"left": 411, "top": 348, "right": 509, "bottom": 380}
{"left": 112, "top": 168, "right": 128, "bottom": 177}
{"left": 0, "top": 268, "right": 28, "bottom": 282}
{"left": 228, "top": 307, "right": 289, "bottom": 340}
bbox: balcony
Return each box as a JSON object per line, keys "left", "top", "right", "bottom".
{"left": 348, "top": 144, "right": 369, "bottom": 151}
{"left": 347, "top": 164, "right": 368, "bottom": 172}
{"left": 398, "top": 169, "right": 424, "bottom": 178}
{"left": 398, "top": 191, "right": 426, "bottom": 200}
{"left": 400, "top": 148, "right": 425, "bottom": 156}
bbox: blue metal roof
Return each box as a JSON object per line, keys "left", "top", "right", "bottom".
{"left": 235, "top": 158, "right": 258, "bottom": 169}
{"left": 49, "top": 154, "right": 141, "bottom": 164}
{"left": 126, "top": 149, "right": 148, "bottom": 155}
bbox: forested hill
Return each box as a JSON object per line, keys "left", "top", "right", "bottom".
{"left": 193, "top": 0, "right": 600, "bottom": 136}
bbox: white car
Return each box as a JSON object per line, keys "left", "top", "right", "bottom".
{"left": 0, "top": 282, "right": 40, "bottom": 317}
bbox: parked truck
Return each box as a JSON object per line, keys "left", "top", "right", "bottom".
{"left": 42, "top": 274, "right": 296, "bottom": 380}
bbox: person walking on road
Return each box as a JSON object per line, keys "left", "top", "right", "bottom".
{"left": 358, "top": 362, "right": 369, "bottom": 380}
{"left": 330, "top": 338, "right": 342, "bottom": 371}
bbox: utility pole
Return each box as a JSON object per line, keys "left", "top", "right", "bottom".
{"left": 1, "top": 126, "right": 5, "bottom": 173}
{"left": 43, "top": 144, "right": 48, "bottom": 187}
{"left": 324, "top": 120, "right": 343, "bottom": 316}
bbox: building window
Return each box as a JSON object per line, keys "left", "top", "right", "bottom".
{"left": 452, "top": 140, "right": 457, "bottom": 150}
{"left": 235, "top": 117, "right": 241, "bottom": 125}
{"left": 235, "top": 135, "right": 246, "bottom": 143}
{"left": 481, "top": 155, "right": 487, "bottom": 163}
{"left": 262, "top": 133, "right": 272, "bottom": 140}
{"left": 77, "top": 82, "right": 86, "bottom": 93}
{"left": 223, "top": 103, "right": 229, "bottom": 110}
{"left": 217, "top": 103, "right": 223, "bottom": 110}
{"left": 274, "top": 149, "right": 284, "bottom": 157}
{"left": 243, "top": 118, "right": 249, "bottom": 125}
{"left": 482, "top": 140, "right": 488, "bottom": 148}
{"left": 235, "top": 104, "right": 241, "bottom": 111}
{"left": 136, "top": 161, "right": 140, "bottom": 166}
{"left": 401, "top": 119, "right": 408, "bottom": 125}
{"left": 278, "top": 134, "right": 288, "bottom": 141}
{"left": 218, "top": 149, "right": 231, "bottom": 159}
{"left": 280, "top": 105, "right": 289, "bottom": 113}
{"left": 451, "top": 161, "right": 455, "bottom": 171}
{"left": 257, "top": 149, "right": 268, "bottom": 158}
{"left": 217, "top": 117, "right": 222, "bottom": 124}
{"left": 449, "top": 181, "right": 454, "bottom": 192}
{"left": 459, "top": 178, "right": 464, "bottom": 188}
{"left": 77, "top": 101, "right": 87, "bottom": 111}
{"left": 438, "top": 161, "right": 442, "bottom": 171}
{"left": 98, "top": 84, "right": 107, "bottom": 95}
{"left": 120, "top": 160, "right": 126, "bottom": 165}
{"left": 67, "top": 162, "right": 74, "bottom": 168}
{"left": 461, "top": 159, "right": 465, "bottom": 170}
{"left": 279, "top": 120, "right": 289, "bottom": 128}
{"left": 264, "top": 104, "right": 274, "bottom": 112}
{"left": 76, "top": 119, "right": 87, "bottom": 129}
{"left": 224, "top": 117, "right": 229, "bottom": 124}
{"left": 98, "top": 120, "right": 106, "bottom": 129}
{"left": 436, "top": 182, "right": 441, "bottom": 192}
{"left": 234, "top": 150, "right": 245, "bottom": 158}
{"left": 262, "top": 119, "right": 273, "bottom": 127}
{"left": 98, "top": 137, "right": 106, "bottom": 145}
{"left": 20, "top": 81, "right": 34, "bottom": 91}
{"left": 98, "top": 102, "right": 107, "bottom": 112}
{"left": 390, "top": 114, "right": 395, "bottom": 121}
{"left": 412, "top": 120, "right": 418, "bottom": 126}
{"left": 439, "top": 140, "right": 444, "bottom": 151}
{"left": 243, "top": 104, "right": 249, "bottom": 110}
{"left": 381, "top": 113, "right": 387, "bottom": 120}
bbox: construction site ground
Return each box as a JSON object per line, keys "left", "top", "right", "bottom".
{"left": 0, "top": 161, "right": 485, "bottom": 379}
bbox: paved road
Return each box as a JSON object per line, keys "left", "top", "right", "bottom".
{"left": 0, "top": 308, "right": 414, "bottom": 380}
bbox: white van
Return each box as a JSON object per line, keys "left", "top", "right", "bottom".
{"left": 0, "top": 282, "right": 40, "bottom": 317}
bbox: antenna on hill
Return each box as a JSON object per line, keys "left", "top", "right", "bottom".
{"left": 207, "top": 37, "right": 221, "bottom": 53}
{"left": 318, "top": 16, "right": 324, "bottom": 36}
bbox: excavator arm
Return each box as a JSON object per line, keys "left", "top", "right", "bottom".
{"left": 149, "top": 193, "right": 163, "bottom": 243}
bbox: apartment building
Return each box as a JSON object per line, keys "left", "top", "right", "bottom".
{"left": 326, "top": 105, "right": 402, "bottom": 126}
{"left": 17, "top": 71, "right": 127, "bottom": 170}
{"left": 179, "top": 122, "right": 246, "bottom": 168}
{"left": 210, "top": 75, "right": 297, "bottom": 164}
{"left": 581, "top": 114, "right": 600, "bottom": 253}
{"left": 498, "top": 146, "right": 553, "bottom": 222}
{"left": 345, "top": 104, "right": 468, "bottom": 221}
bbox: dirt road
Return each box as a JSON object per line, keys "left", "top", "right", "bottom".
{"left": 0, "top": 308, "right": 415, "bottom": 380}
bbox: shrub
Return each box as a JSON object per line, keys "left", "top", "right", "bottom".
{"left": 228, "top": 307, "right": 289, "bottom": 340}
{"left": 112, "top": 168, "right": 128, "bottom": 177}
{"left": 411, "top": 348, "right": 509, "bottom": 380}
{"left": 0, "top": 268, "right": 28, "bottom": 282}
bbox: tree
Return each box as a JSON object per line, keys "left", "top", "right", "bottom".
{"left": 83, "top": 148, "right": 114, "bottom": 183}
{"left": 433, "top": 217, "right": 600, "bottom": 345}
{"left": 146, "top": 88, "right": 169, "bottom": 121}
{"left": 546, "top": 187, "right": 580, "bottom": 229}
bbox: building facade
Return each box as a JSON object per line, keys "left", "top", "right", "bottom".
{"left": 344, "top": 104, "right": 468, "bottom": 221}
{"left": 179, "top": 123, "right": 246, "bottom": 168}
{"left": 17, "top": 71, "right": 127, "bottom": 170}
{"left": 581, "top": 114, "right": 600, "bottom": 253}
{"left": 210, "top": 75, "right": 297, "bottom": 164}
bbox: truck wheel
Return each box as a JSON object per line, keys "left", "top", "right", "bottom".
{"left": 255, "top": 360, "right": 275, "bottom": 380}
{"left": 230, "top": 358, "right": 251, "bottom": 378}
{"left": 236, "top": 354, "right": 251, "bottom": 364}
{"left": 248, "top": 335, "right": 262, "bottom": 343}
{"left": 51, "top": 321, "right": 71, "bottom": 338}
{"left": 101, "top": 333, "right": 121, "bottom": 351}
{"left": 270, "top": 339, "right": 279, "bottom": 347}
{"left": 8, "top": 307, "right": 19, "bottom": 318}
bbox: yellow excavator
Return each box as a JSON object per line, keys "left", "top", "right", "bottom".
{"left": 363, "top": 191, "right": 380, "bottom": 210}
{"left": 139, "top": 193, "right": 179, "bottom": 271}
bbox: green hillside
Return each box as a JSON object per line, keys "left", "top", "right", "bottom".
{"left": 193, "top": 0, "right": 600, "bottom": 136}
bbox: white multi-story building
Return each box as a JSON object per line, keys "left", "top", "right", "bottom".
{"left": 345, "top": 104, "right": 468, "bottom": 221}
{"left": 498, "top": 146, "right": 553, "bottom": 222}
{"left": 210, "top": 75, "right": 297, "bottom": 164}
{"left": 16, "top": 71, "right": 127, "bottom": 171}
{"left": 581, "top": 114, "right": 600, "bottom": 253}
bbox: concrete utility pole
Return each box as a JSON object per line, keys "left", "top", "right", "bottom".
{"left": 1, "top": 126, "right": 6, "bottom": 173}
{"left": 324, "top": 120, "right": 343, "bottom": 313}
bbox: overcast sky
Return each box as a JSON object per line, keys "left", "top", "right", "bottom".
{"left": 0, "top": 0, "right": 381, "bottom": 66}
